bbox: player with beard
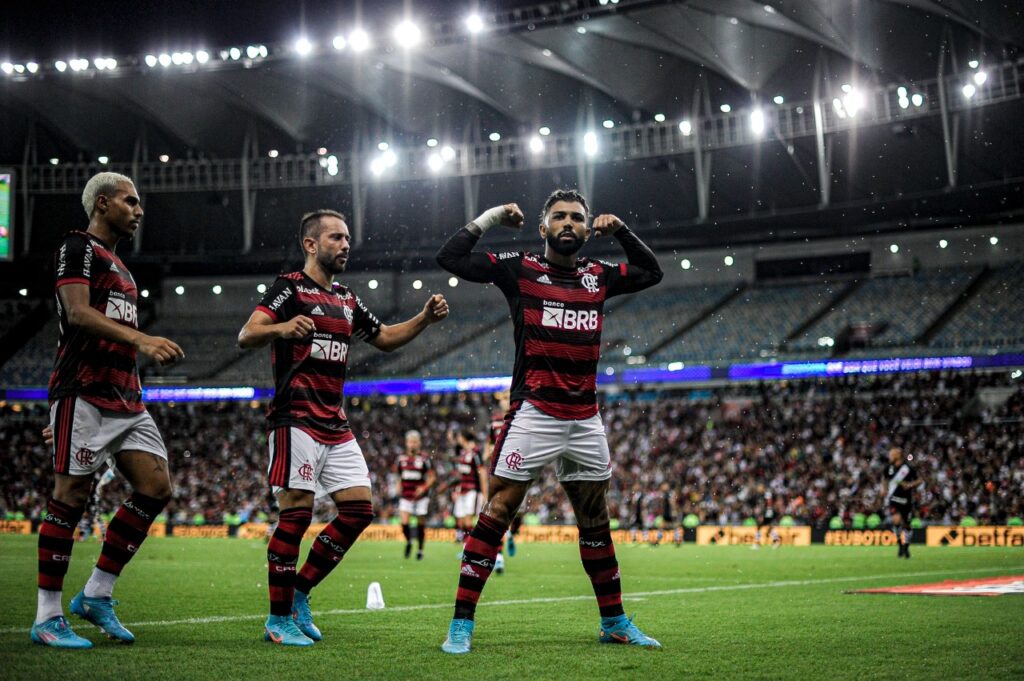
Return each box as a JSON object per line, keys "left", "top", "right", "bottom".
{"left": 435, "top": 189, "right": 664, "bottom": 654}
{"left": 239, "top": 209, "right": 448, "bottom": 646}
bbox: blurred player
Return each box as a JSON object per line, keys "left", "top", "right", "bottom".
{"left": 627, "top": 483, "right": 648, "bottom": 544}
{"left": 653, "top": 482, "right": 678, "bottom": 547}
{"left": 397, "top": 430, "right": 437, "bottom": 561}
{"left": 752, "top": 493, "right": 780, "bottom": 550}
{"left": 884, "top": 447, "right": 922, "bottom": 559}
{"left": 238, "top": 209, "right": 448, "bottom": 646}
{"left": 452, "top": 429, "right": 487, "bottom": 544}
{"left": 32, "top": 172, "right": 184, "bottom": 649}
{"left": 436, "top": 189, "right": 664, "bottom": 654}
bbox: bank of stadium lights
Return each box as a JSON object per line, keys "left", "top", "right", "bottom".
{"left": 393, "top": 21, "right": 423, "bottom": 48}
{"left": 212, "top": 285, "right": 223, "bottom": 295}
{"left": 323, "top": 154, "right": 339, "bottom": 176}
{"left": 465, "top": 13, "right": 486, "bottom": 34}
{"left": 654, "top": 113, "right": 666, "bottom": 122}
{"left": 528, "top": 136, "right": 545, "bottom": 154}
{"left": 332, "top": 35, "right": 347, "bottom": 51}
{"left": 158, "top": 53, "right": 172, "bottom": 67}
{"left": 939, "top": 239, "right": 949, "bottom": 249}
{"left": 833, "top": 84, "right": 866, "bottom": 119}
{"left": 349, "top": 29, "right": 371, "bottom": 53}
{"left": 679, "top": 120, "right": 692, "bottom": 136}
{"left": 367, "top": 279, "right": 379, "bottom": 290}
{"left": 93, "top": 57, "right": 117, "bottom": 71}
{"left": 440, "top": 145, "right": 456, "bottom": 162}
{"left": 583, "top": 131, "right": 599, "bottom": 157}
{"left": 370, "top": 149, "right": 397, "bottom": 177}
{"left": 973, "top": 71, "right": 987, "bottom": 86}
{"left": 427, "top": 153, "right": 445, "bottom": 172}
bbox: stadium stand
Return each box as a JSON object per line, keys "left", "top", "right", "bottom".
{"left": 930, "top": 262, "right": 1024, "bottom": 352}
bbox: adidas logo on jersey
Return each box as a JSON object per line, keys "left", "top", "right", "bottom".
{"left": 310, "top": 305, "right": 324, "bottom": 316}
{"left": 536, "top": 274, "right": 552, "bottom": 284}
{"left": 109, "top": 262, "right": 120, "bottom": 273}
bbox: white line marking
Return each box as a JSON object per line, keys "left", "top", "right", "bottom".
{"left": 4, "top": 565, "right": 1020, "bottom": 635}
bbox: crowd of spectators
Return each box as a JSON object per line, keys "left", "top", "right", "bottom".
{"left": 1, "top": 370, "right": 1020, "bottom": 528}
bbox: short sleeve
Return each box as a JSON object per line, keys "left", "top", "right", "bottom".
{"left": 254, "top": 278, "right": 296, "bottom": 322}
{"left": 55, "top": 234, "right": 93, "bottom": 288}
{"left": 352, "top": 295, "right": 382, "bottom": 341}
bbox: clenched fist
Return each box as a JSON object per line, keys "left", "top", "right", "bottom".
{"left": 278, "top": 315, "right": 316, "bottom": 339}
{"left": 592, "top": 214, "right": 626, "bottom": 238}
{"left": 423, "top": 294, "right": 449, "bottom": 324}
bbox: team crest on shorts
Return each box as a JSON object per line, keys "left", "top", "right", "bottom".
{"left": 298, "top": 462, "right": 314, "bottom": 481}
{"left": 74, "top": 448, "right": 96, "bottom": 466}
{"left": 505, "top": 449, "right": 523, "bottom": 471}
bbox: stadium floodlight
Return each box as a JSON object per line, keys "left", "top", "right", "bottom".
{"left": 583, "top": 131, "right": 598, "bottom": 157}
{"left": 145, "top": 54, "right": 158, "bottom": 67}
{"left": 817, "top": 336, "right": 834, "bottom": 347}
{"left": 898, "top": 96, "right": 910, "bottom": 109}
{"left": 229, "top": 47, "right": 242, "bottom": 60}
{"left": 327, "top": 164, "right": 339, "bottom": 177}
{"left": 317, "top": 147, "right": 328, "bottom": 155}
{"left": 246, "top": 45, "right": 260, "bottom": 59}
{"left": 465, "top": 13, "right": 485, "bottom": 34}
{"left": 911, "top": 93, "right": 924, "bottom": 107}
{"left": 1013, "top": 369, "right": 1023, "bottom": 380}
{"left": 750, "top": 109, "right": 765, "bottom": 136}
{"left": 764, "top": 4, "right": 776, "bottom": 13}
{"left": 98, "top": 156, "right": 109, "bottom": 164}
{"left": 773, "top": 95, "right": 784, "bottom": 104}
{"left": 377, "top": 142, "right": 389, "bottom": 151}
{"left": 440, "top": 145, "right": 456, "bottom": 162}
{"left": 159, "top": 53, "right": 172, "bottom": 67}
{"left": 159, "top": 154, "right": 170, "bottom": 162}
{"left": 962, "top": 83, "right": 976, "bottom": 99}
{"left": 654, "top": 113, "right": 666, "bottom": 122}
{"left": 528, "top": 136, "right": 544, "bottom": 154}
{"left": 1, "top": 63, "right": 12, "bottom": 75}
{"left": 175, "top": 285, "right": 185, "bottom": 295}
{"left": 369, "top": 157, "right": 386, "bottom": 177}
{"left": 368, "top": 279, "right": 379, "bottom": 290}
{"left": 212, "top": 285, "right": 222, "bottom": 295}
{"left": 49, "top": 158, "right": 59, "bottom": 165}
{"left": 393, "top": 21, "right": 422, "bottom": 48}
{"left": 939, "top": 239, "right": 948, "bottom": 249}
{"left": 427, "top": 153, "right": 444, "bottom": 172}
{"left": 724, "top": 255, "right": 734, "bottom": 266}
{"left": 539, "top": 126, "right": 551, "bottom": 136}
{"left": 381, "top": 150, "right": 397, "bottom": 167}
{"left": 842, "top": 89, "right": 865, "bottom": 117}
{"left": 171, "top": 52, "right": 184, "bottom": 65}
{"left": 196, "top": 50, "right": 210, "bottom": 64}
{"left": 720, "top": 104, "right": 731, "bottom": 113}
{"left": 332, "top": 35, "right": 347, "bottom": 51}
{"left": 973, "top": 71, "right": 987, "bottom": 86}
{"left": 541, "top": 49, "right": 553, "bottom": 57}
{"left": 577, "top": 26, "right": 587, "bottom": 34}
{"left": 180, "top": 52, "right": 193, "bottom": 65}
{"left": 412, "top": 279, "right": 423, "bottom": 290}
{"left": 623, "top": 346, "right": 632, "bottom": 356}
{"left": 257, "top": 283, "right": 267, "bottom": 294}
{"left": 349, "top": 29, "right": 371, "bottom": 52}
{"left": 488, "top": 132, "right": 501, "bottom": 142}
{"left": 668, "top": 361, "right": 684, "bottom": 371}
{"left": 679, "top": 120, "right": 692, "bottom": 135}
{"left": 889, "top": 244, "right": 899, "bottom": 253}
{"left": 990, "top": 236, "right": 999, "bottom": 245}
{"left": 54, "top": 60, "right": 67, "bottom": 72}
{"left": 26, "top": 62, "right": 39, "bottom": 73}
{"left": 680, "top": 259, "right": 691, "bottom": 270}
{"left": 448, "top": 277, "right": 459, "bottom": 287}
{"left": 267, "top": 149, "right": 279, "bottom": 158}
{"left": 897, "top": 86, "right": 907, "bottom": 98}
{"left": 602, "top": 119, "right": 615, "bottom": 129}
{"left": 426, "top": 138, "right": 438, "bottom": 147}
{"left": 294, "top": 37, "right": 314, "bottom": 57}
{"left": 258, "top": 45, "right": 268, "bottom": 58}
{"left": 18, "top": 288, "right": 28, "bottom": 296}
{"left": 13, "top": 63, "right": 25, "bottom": 74}
{"left": 832, "top": 97, "right": 847, "bottom": 119}
{"left": 968, "top": 59, "right": 979, "bottom": 69}
{"left": 141, "top": 289, "right": 150, "bottom": 298}
{"left": 70, "top": 59, "right": 89, "bottom": 71}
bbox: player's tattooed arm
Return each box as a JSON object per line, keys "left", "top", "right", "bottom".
{"left": 436, "top": 204, "right": 523, "bottom": 283}
{"left": 563, "top": 480, "right": 612, "bottom": 529}
{"left": 370, "top": 294, "right": 449, "bottom": 352}
{"left": 237, "top": 310, "right": 315, "bottom": 349}
{"left": 59, "top": 283, "right": 184, "bottom": 365}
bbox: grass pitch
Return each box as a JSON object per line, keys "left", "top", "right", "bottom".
{"left": 1, "top": 535, "right": 1021, "bottom": 680}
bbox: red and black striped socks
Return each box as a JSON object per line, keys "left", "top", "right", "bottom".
{"left": 36, "top": 499, "right": 84, "bottom": 622}
{"left": 579, "top": 522, "right": 624, "bottom": 618}
{"left": 268, "top": 507, "right": 312, "bottom": 616}
{"left": 84, "top": 491, "right": 167, "bottom": 598}
{"left": 454, "top": 513, "right": 507, "bottom": 620}
{"left": 295, "top": 501, "right": 373, "bottom": 594}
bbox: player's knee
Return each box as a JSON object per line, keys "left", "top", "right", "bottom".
{"left": 53, "top": 476, "right": 92, "bottom": 508}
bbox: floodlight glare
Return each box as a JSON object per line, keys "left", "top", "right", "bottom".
{"left": 465, "top": 14, "right": 485, "bottom": 34}
{"left": 295, "top": 37, "right": 314, "bottom": 56}
{"left": 538, "top": 126, "right": 551, "bottom": 136}
{"left": 528, "top": 136, "right": 544, "bottom": 154}
{"left": 720, "top": 104, "right": 731, "bottom": 113}
{"left": 773, "top": 95, "right": 784, "bottom": 104}
{"left": 159, "top": 53, "right": 172, "bottom": 67}
{"left": 349, "top": 29, "right": 371, "bottom": 52}
{"left": 393, "top": 21, "right": 422, "bottom": 48}
{"left": 654, "top": 113, "right": 666, "bottom": 122}
{"left": 333, "top": 35, "right": 347, "bottom": 50}
{"left": 440, "top": 146, "right": 456, "bottom": 162}
{"left": 427, "top": 153, "right": 444, "bottom": 172}
{"left": 973, "top": 71, "right": 987, "bottom": 86}
{"left": 679, "top": 120, "right": 692, "bottom": 136}
{"left": 962, "top": 83, "right": 976, "bottom": 99}
{"left": 750, "top": 109, "right": 765, "bottom": 135}
{"left": 55, "top": 60, "right": 67, "bottom": 72}
{"left": 583, "top": 131, "right": 598, "bottom": 156}
{"left": 196, "top": 50, "right": 210, "bottom": 64}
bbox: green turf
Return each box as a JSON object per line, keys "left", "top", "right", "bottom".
{"left": 1, "top": 535, "right": 1021, "bottom": 680}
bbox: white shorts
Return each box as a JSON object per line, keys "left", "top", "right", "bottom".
{"left": 268, "top": 427, "right": 370, "bottom": 496}
{"left": 492, "top": 401, "right": 611, "bottom": 483}
{"left": 454, "top": 491, "right": 481, "bottom": 518}
{"left": 50, "top": 397, "right": 167, "bottom": 476}
{"left": 399, "top": 497, "right": 429, "bottom": 516}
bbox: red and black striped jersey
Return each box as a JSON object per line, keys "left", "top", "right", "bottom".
{"left": 487, "top": 414, "right": 504, "bottom": 447}
{"left": 254, "top": 271, "right": 381, "bottom": 444}
{"left": 49, "top": 231, "right": 143, "bottom": 413}
{"left": 454, "top": 445, "right": 484, "bottom": 493}
{"left": 398, "top": 454, "right": 433, "bottom": 500}
{"left": 436, "top": 226, "right": 662, "bottom": 420}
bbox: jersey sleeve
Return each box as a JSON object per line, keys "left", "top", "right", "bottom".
{"left": 352, "top": 294, "right": 383, "bottom": 342}
{"left": 603, "top": 227, "right": 664, "bottom": 298}
{"left": 254, "top": 278, "right": 296, "bottom": 322}
{"left": 55, "top": 233, "right": 93, "bottom": 288}
{"left": 435, "top": 226, "right": 520, "bottom": 292}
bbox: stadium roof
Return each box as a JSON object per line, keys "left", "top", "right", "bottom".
{"left": 3, "top": 0, "right": 1022, "bottom": 160}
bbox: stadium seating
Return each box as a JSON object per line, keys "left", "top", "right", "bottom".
{"left": 930, "top": 263, "right": 1024, "bottom": 352}
{"left": 0, "top": 318, "right": 59, "bottom": 387}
